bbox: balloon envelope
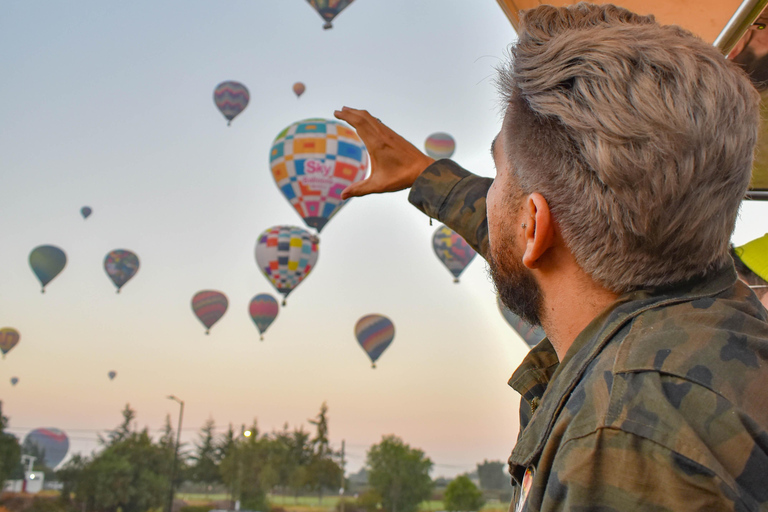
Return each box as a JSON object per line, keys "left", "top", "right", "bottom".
{"left": 497, "top": 297, "right": 545, "bottom": 348}
{"left": 104, "top": 249, "right": 140, "bottom": 292}
{"left": 192, "top": 290, "right": 229, "bottom": 334}
{"left": 108, "top": 371, "right": 116, "bottom": 380}
{"left": 293, "top": 82, "right": 306, "bottom": 98}
{"left": 213, "top": 81, "right": 250, "bottom": 125}
{"left": 249, "top": 294, "right": 279, "bottom": 339}
{"left": 29, "top": 245, "right": 67, "bottom": 292}
{"left": 270, "top": 118, "right": 368, "bottom": 232}
{"left": 24, "top": 428, "right": 69, "bottom": 469}
{"left": 432, "top": 225, "right": 476, "bottom": 282}
{"left": 80, "top": 206, "right": 92, "bottom": 219}
{"left": 306, "top": 0, "right": 356, "bottom": 29}
{"left": 0, "top": 328, "right": 20, "bottom": 358}
{"left": 255, "top": 226, "right": 319, "bottom": 303}
{"left": 425, "top": 132, "right": 456, "bottom": 159}
{"left": 355, "top": 314, "right": 395, "bottom": 368}
{"left": 10, "top": 377, "right": 18, "bottom": 386}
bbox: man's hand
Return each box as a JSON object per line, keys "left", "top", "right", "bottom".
{"left": 334, "top": 107, "right": 435, "bottom": 199}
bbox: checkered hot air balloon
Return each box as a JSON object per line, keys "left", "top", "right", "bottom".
{"left": 191, "top": 290, "right": 229, "bottom": 335}
{"left": 432, "top": 225, "right": 476, "bottom": 283}
{"left": 355, "top": 314, "right": 395, "bottom": 369}
{"left": 213, "top": 81, "right": 250, "bottom": 126}
{"left": 270, "top": 119, "right": 368, "bottom": 233}
{"left": 255, "top": 226, "right": 319, "bottom": 305}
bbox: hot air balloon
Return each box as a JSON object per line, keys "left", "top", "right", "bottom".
{"left": 23, "top": 429, "right": 69, "bottom": 469}
{"left": 80, "top": 206, "right": 92, "bottom": 219}
{"left": 104, "top": 249, "right": 140, "bottom": 293}
{"left": 255, "top": 226, "right": 319, "bottom": 305}
{"left": 108, "top": 371, "right": 117, "bottom": 380}
{"left": 293, "top": 82, "right": 306, "bottom": 98}
{"left": 355, "top": 315, "right": 394, "bottom": 368}
{"left": 10, "top": 377, "right": 18, "bottom": 386}
{"left": 424, "top": 133, "right": 456, "bottom": 159}
{"left": 29, "top": 245, "right": 67, "bottom": 293}
{"left": 306, "top": 0, "right": 356, "bottom": 29}
{"left": 192, "top": 290, "right": 229, "bottom": 334}
{"left": 249, "top": 294, "right": 279, "bottom": 340}
{"left": 270, "top": 118, "right": 368, "bottom": 232}
{"left": 213, "top": 81, "right": 250, "bottom": 126}
{"left": 432, "top": 225, "right": 476, "bottom": 283}
{"left": 497, "top": 297, "right": 545, "bottom": 348}
{"left": 0, "top": 328, "right": 20, "bottom": 359}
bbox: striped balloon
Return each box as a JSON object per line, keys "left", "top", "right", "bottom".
{"left": 355, "top": 314, "right": 395, "bottom": 368}
{"left": 255, "top": 226, "right": 319, "bottom": 305}
{"left": 432, "top": 225, "right": 476, "bottom": 283}
{"left": 497, "top": 296, "right": 545, "bottom": 348}
{"left": 213, "top": 81, "right": 250, "bottom": 126}
{"left": 104, "top": 249, "right": 140, "bottom": 293}
{"left": 0, "top": 328, "right": 20, "bottom": 359}
{"left": 249, "top": 294, "right": 279, "bottom": 340}
{"left": 192, "top": 290, "right": 229, "bottom": 334}
{"left": 24, "top": 428, "right": 69, "bottom": 469}
{"left": 29, "top": 245, "right": 67, "bottom": 293}
{"left": 424, "top": 132, "right": 456, "bottom": 159}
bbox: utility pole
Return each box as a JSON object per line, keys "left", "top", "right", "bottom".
{"left": 166, "top": 395, "right": 185, "bottom": 512}
{"left": 339, "top": 440, "right": 346, "bottom": 512}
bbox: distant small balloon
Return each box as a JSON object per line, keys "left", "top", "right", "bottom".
{"left": 29, "top": 245, "right": 67, "bottom": 293}
{"left": 306, "top": 0, "right": 356, "bottom": 29}
{"left": 424, "top": 133, "right": 456, "bottom": 159}
{"left": 255, "top": 226, "right": 319, "bottom": 305}
{"left": 293, "top": 82, "right": 306, "bottom": 98}
{"left": 192, "top": 290, "right": 229, "bottom": 335}
{"left": 497, "top": 297, "right": 545, "bottom": 348}
{"left": 432, "top": 225, "right": 476, "bottom": 283}
{"left": 108, "top": 371, "right": 117, "bottom": 381}
{"left": 10, "top": 377, "right": 19, "bottom": 386}
{"left": 213, "top": 81, "right": 250, "bottom": 126}
{"left": 0, "top": 328, "right": 20, "bottom": 359}
{"left": 80, "top": 206, "right": 92, "bottom": 219}
{"left": 104, "top": 249, "right": 140, "bottom": 293}
{"left": 355, "top": 314, "right": 395, "bottom": 368}
{"left": 249, "top": 294, "right": 279, "bottom": 340}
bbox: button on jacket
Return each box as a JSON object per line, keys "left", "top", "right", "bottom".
{"left": 409, "top": 159, "right": 768, "bottom": 511}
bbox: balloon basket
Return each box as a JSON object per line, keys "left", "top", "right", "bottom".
{"left": 40, "top": 288, "right": 45, "bottom": 294}
{"left": 260, "top": 335, "right": 264, "bottom": 341}
{"left": 371, "top": 363, "right": 376, "bottom": 369}
{"left": 429, "top": 218, "right": 433, "bottom": 226}
{"left": 453, "top": 278, "right": 460, "bottom": 284}
{"left": 323, "top": 22, "right": 333, "bottom": 29}
{"left": 282, "top": 299, "right": 287, "bottom": 306}
{"left": 205, "top": 330, "right": 210, "bottom": 335}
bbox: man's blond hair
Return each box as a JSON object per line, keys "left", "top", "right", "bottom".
{"left": 498, "top": 3, "right": 760, "bottom": 292}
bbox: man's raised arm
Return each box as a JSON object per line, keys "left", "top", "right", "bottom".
{"left": 334, "top": 107, "right": 492, "bottom": 259}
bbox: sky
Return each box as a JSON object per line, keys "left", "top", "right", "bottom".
{"left": 1, "top": 0, "right": 767, "bottom": 478}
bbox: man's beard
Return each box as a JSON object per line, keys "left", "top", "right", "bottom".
{"left": 488, "top": 249, "right": 544, "bottom": 327}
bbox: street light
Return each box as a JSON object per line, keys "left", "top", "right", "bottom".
{"left": 166, "top": 395, "right": 184, "bottom": 512}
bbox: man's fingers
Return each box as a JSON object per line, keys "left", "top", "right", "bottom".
{"left": 341, "top": 178, "right": 378, "bottom": 200}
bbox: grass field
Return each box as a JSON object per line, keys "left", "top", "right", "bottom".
{"left": 176, "top": 494, "right": 507, "bottom": 512}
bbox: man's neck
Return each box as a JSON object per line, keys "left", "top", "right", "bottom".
{"left": 539, "top": 271, "right": 619, "bottom": 361}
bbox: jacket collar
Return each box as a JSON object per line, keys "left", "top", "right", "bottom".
{"left": 507, "top": 265, "right": 738, "bottom": 471}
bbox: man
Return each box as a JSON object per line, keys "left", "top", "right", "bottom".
{"left": 335, "top": 3, "right": 768, "bottom": 511}
{"left": 733, "top": 234, "right": 768, "bottom": 309}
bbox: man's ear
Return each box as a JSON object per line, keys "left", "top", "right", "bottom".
{"left": 522, "top": 193, "right": 555, "bottom": 269}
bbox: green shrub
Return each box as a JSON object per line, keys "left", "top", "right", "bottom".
{"left": 443, "top": 476, "right": 485, "bottom": 512}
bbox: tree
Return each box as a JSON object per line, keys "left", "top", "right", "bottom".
{"left": 219, "top": 421, "right": 270, "bottom": 512}
{"left": 444, "top": 475, "right": 485, "bottom": 512}
{"left": 306, "top": 402, "right": 342, "bottom": 504}
{"left": 191, "top": 417, "right": 221, "bottom": 492}
{"left": 102, "top": 403, "right": 136, "bottom": 445}
{"left": 476, "top": 460, "right": 510, "bottom": 491}
{"left": 0, "top": 402, "right": 21, "bottom": 488}
{"left": 367, "top": 435, "right": 433, "bottom": 512}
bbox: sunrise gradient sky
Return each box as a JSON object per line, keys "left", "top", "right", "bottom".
{"left": 1, "top": 0, "right": 767, "bottom": 476}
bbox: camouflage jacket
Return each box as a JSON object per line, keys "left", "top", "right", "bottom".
{"left": 409, "top": 159, "right": 768, "bottom": 511}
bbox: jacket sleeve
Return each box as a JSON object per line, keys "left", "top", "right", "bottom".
{"left": 529, "top": 428, "right": 748, "bottom": 512}
{"left": 408, "top": 159, "right": 492, "bottom": 260}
